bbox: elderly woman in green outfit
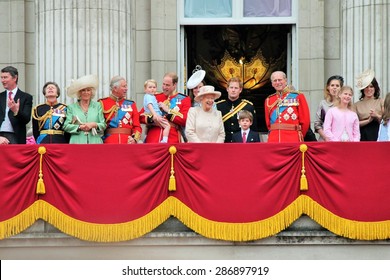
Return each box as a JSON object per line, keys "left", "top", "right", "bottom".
{"left": 64, "top": 74, "right": 106, "bottom": 144}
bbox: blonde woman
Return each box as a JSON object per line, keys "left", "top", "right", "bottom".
{"left": 314, "top": 75, "right": 344, "bottom": 141}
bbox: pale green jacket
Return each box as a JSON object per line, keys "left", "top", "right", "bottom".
{"left": 64, "top": 101, "right": 106, "bottom": 144}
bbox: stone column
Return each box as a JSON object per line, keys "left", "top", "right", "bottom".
{"left": 35, "top": 0, "right": 133, "bottom": 104}
{"left": 342, "top": 0, "right": 389, "bottom": 98}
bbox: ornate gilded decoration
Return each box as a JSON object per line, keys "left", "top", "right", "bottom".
{"left": 200, "top": 49, "right": 285, "bottom": 91}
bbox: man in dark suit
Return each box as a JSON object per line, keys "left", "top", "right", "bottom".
{"left": 232, "top": 110, "right": 260, "bottom": 143}
{"left": 0, "top": 66, "right": 33, "bottom": 144}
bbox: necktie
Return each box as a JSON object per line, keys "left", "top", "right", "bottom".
{"left": 8, "top": 91, "right": 12, "bottom": 100}
{"left": 242, "top": 132, "right": 247, "bottom": 143}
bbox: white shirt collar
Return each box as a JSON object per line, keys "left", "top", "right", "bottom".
{"left": 8, "top": 88, "right": 18, "bottom": 96}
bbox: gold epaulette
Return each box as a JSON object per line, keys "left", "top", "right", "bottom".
{"left": 31, "top": 106, "right": 39, "bottom": 120}
{"left": 266, "top": 93, "right": 279, "bottom": 110}
{"left": 31, "top": 106, "right": 53, "bottom": 130}
{"left": 99, "top": 99, "right": 118, "bottom": 122}
{"left": 32, "top": 104, "right": 55, "bottom": 121}
{"left": 241, "top": 99, "right": 253, "bottom": 105}
{"left": 215, "top": 99, "right": 226, "bottom": 105}
{"left": 56, "top": 104, "right": 67, "bottom": 111}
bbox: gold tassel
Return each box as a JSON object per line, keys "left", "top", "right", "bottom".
{"left": 300, "top": 174, "right": 308, "bottom": 191}
{"left": 299, "top": 144, "right": 308, "bottom": 191}
{"left": 36, "top": 146, "right": 47, "bottom": 195}
{"left": 168, "top": 146, "right": 177, "bottom": 191}
{"left": 37, "top": 178, "right": 45, "bottom": 194}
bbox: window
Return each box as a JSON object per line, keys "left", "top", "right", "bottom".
{"left": 244, "top": 0, "right": 292, "bottom": 17}
{"left": 184, "top": 0, "right": 232, "bottom": 18}
{"left": 181, "top": 0, "right": 295, "bottom": 23}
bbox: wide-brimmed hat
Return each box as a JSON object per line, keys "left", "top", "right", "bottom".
{"left": 355, "top": 69, "right": 375, "bottom": 90}
{"left": 67, "top": 74, "right": 99, "bottom": 98}
{"left": 194, "top": 85, "right": 221, "bottom": 102}
{"left": 187, "top": 67, "right": 206, "bottom": 89}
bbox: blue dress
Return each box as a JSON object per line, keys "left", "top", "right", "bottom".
{"left": 377, "top": 120, "right": 390, "bottom": 141}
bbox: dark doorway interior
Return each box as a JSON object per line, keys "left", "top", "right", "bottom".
{"left": 185, "top": 25, "right": 291, "bottom": 132}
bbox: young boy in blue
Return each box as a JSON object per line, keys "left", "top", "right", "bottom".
{"left": 232, "top": 110, "right": 260, "bottom": 143}
{"left": 143, "top": 79, "right": 170, "bottom": 143}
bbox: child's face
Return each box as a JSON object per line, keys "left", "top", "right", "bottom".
{"left": 145, "top": 82, "right": 157, "bottom": 94}
{"left": 239, "top": 118, "right": 252, "bottom": 130}
{"left": 339, "top": 89, "right": 353, "bottom": 105}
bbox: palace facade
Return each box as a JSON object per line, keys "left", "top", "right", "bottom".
{"left": 1, "top": 0, "right": 389, "bottom": 259}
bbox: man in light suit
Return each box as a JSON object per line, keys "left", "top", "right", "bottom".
{"left": 0, "top": 66, "right": 33, "bottom": 144}
{"left": 232, "top": 110, "right": 260, "bottom": 143}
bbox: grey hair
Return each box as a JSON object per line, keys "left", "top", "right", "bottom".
{"left": 110, "top": 76, "right": 125, "bottom": 90}
{"left": 270, "top": 71, "right": 287, "bottom": 82}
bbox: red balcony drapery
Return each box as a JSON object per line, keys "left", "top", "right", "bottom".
{"left": 1, "top": 142, "right": 389, "bottom": 242}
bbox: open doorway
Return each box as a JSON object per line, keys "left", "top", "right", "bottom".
{"left": 184, "top": 24, "right": 291, "bottom": 132}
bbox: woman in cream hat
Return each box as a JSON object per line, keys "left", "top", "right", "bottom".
{"left": 185, "top": 85, "right": 225, "bottom": 143}
{"left": 353, "top": 69, "right": 384, "bottom": 141}
{"left": 63, "top": 74, "right": 106, "bottom": 143}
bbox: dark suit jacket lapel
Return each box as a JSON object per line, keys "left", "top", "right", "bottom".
{"left": 247, "top": 130, "right": 257, "bottom": 142}
{"left": 14, "top": 89, "right": 22, "bottom": 103}
{"left": 0, "top": 91, "right": 6, "bottom": 121}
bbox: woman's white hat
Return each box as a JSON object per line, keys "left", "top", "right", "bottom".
{"left": 67, "top": 74, "right": 99, "bottom": 98}
{"left": 194, "top": 85, "right": 221, "bottom": 102}
{"left": 355, "top": 69, "right": 375, "bottom": 90}
{"left": 187, "top": 66, "right": 206, "bottom": 89}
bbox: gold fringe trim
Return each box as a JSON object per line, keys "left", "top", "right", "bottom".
{"left": 168, "top": 146, "right": 177, "bottom": 191}
{"left": 301, "top": 195, "right": 390, "bottom": 240}
{"left": 36, "top": 146, "right": 47, "bottom": 195}
{"left": 0, "top": 201, "right": 40, "bottom": 239}
{"left": 299, "top": 144, "right": 308, "bottom": 191}
{"left": 169, "top": 197, "right": 302, "bottom": 241}
{"left": 36, "top": 200, "right": 171, "bottom": 242}
{"left": 2, "top": 196, "right": 390, "bottom": 241}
